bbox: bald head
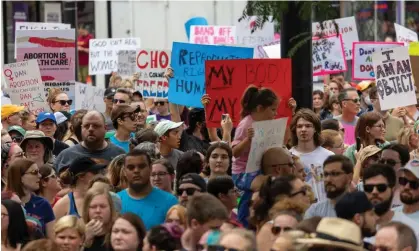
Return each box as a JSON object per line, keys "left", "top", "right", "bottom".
{"left": 261, "top": 147, "right": 294, "bottom": 176}
{"left": 83, "top": 110, "right": 106, "bottom": 124}
{"left": 82, "top": 111, "right": 107, "bottom": 148}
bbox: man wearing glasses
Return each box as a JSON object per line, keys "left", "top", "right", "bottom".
{"left": 110, "top": 104, "right": 140, "bottom": 153}
{"left": 394, "top": 159, "right": 419, "bottom": 222}
{"left": 335, "top": 88, "right": 361, "bottom": 145}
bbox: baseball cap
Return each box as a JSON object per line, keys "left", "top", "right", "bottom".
{"left": 7, "top": 126, "right": 26, "bottom": 137}
{"left": 36, "top": 112, "right": 57, "bottom": 124}
{"left": 358, "top": 145, "right": 382, "bottom": 164}
{"left": 69, "top": 156, "right": 107, "bottom": 176}
{"left": 1, "top": 104, "right": 24, "bottom": 120}
{"left": 335, "top": 191, "right": 374, "bottom": 220}
{"left": 154, "top": 120, "right": 183, "bottom": 137}
{"left": 111, "top": 104, "right": 141, "bottom": 121}
{"left": 54, "top": 112, "right": 68, "bottom": 125}
{"left": 399, "top": 159, "right": 419, "bottom": 179}
{"left": 179, "top": 173, "right": 207, "bottom": 192}
{"left": 104, "top": 87, "right": 117, "bottom": 98}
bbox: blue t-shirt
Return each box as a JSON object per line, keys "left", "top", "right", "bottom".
{"left": 118, "top": 187, "right": 178, "bottom": 230}
{"left": 24, "top": 195, "right": 55, "bottom": 235}
{"left": 109, "top": 133, "right": 135, "bottom": 153}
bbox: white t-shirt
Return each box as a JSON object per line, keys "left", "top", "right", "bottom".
{"left": 290, "top": 146, "right": 334, "bottom": 202}
{"left": 393, "top": 206, "right": 419, "bottom": 222}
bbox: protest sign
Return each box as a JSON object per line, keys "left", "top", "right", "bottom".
{"left": 312, "top": 16, "right": 359, "bottom": 60}
{"left": 135, "top": 49, "right": 171, "bottom": 99}
{"left": 246, "top": 118, "right": 288, "bottom": 173}
{"left": 410, "top": 42, "right": 419, "bottom": 56}
{"left": 352, "top": 42, "right": 404, "bottom": 80}
{"left": 236, "top": 16, "right": 275, "bottom": 46}
{"left": 74, "top": 83, "right": 106, "bottom": 113}
{"left": 43, "top": 82, "right": 76, "bottom": 110}
{"left": 2, "top": 60, "right": 47, "bottom": 113}
{"left": 185, "top": 17, "right": 208, "bottom": 40}
{"left": 204, "top": 59, "right": 292, "bottom": 128}
{"left": 312, "top": 35, "right": 347, "bottom": 76}
{"left": 372, "top": 46, "right": 416, "bottom": 111}
{"left": 89, "top": 38, "right": 141, "bottom": 75}
{"left": 168, "top": 42, "right": 253, "bottom": 108}
{"left": 117, "top": 50, "right": 137, "bottom": 77}
{"left": 190, "top": 26, "right": 236, "bottom": 45}
{"left": 394, "top": 23, "right": 419, "bottom": 44}
{"left": 15, "top": 29, "right": 77, "bottom": 94}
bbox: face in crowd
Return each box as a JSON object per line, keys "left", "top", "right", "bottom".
{"left": 161, "top": 127, "right": 182, "bottom": 149}
{"left": 82, "top": 112, "right": 107, "bottom": 147}
{"left": 341, "top": 90, "right": 361, "bottom": 115}
{"left": 124, "top": 153, "right": 152, "bottom": 193}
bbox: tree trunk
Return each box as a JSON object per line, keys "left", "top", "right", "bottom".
{"left": 281, "top": 2, "right": 313, "bottom": 109}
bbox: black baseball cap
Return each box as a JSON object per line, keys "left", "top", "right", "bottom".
{"left": 104, "top": 87, "right": 117, "bottom": 98}
{"left": 69, "top": 156, "right": 107, "bottom": 176}
{"left": 179, "top": 173, "right": 207, "bottom": 192}
{"left": 335, "top": 191, "right": 374, "bottom": 220}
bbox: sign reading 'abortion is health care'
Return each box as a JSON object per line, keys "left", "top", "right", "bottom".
{"left": 168, "top": 42, "right": 253, "bottom": 108}
{"left": 373, "top": 46, "right": 416, "bottom": 111}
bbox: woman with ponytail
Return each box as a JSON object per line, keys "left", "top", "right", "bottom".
{"left": 47, "top": 88, "right": 72, "bottom": 113}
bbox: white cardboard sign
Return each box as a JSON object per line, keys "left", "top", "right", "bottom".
{"left": 190, "top": 25, "right": 236, "bottom": 45}
{"left": 394, "top": 23, "right": 419, "bottom": 44}
{"left": 312, "top": 35, "right": 347, "bottom": 76}
{"left": 117, "top": 50, "right": 137, "bottom": 77}
{"left": 74, "top": 83, "right": 106, "bottom": 112}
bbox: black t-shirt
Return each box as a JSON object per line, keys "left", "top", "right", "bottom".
{"left": 179, "top": 131, "right": 210, "bottom": 155}
{"left": 85, "top": 236, "right": 110, "bottom": 251}
{"left": 53, "top": 140, "right": 69, "bottom": 157}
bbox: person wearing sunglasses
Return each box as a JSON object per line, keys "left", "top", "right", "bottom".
{"left": 112, "top": 88, "right": 133, "bottom": 109}
{"left": 363, "top": 163, "right": 419, "bottom": 242}
{"left": 335, "top": 88, "right": 361, "bottom": 146}
{"left": 177, "top": 173, "right": 206, "bottom": 207}
{"left": 1, "top": 142, "right": 25, "bottom": 190}
{"left": 395, "top": 159, "right": 419, "bottom": 222}
{"left": 151, "top": 98, "right": 171, "bottom": 122}
{"left": 110, "top": 104, "right": 141, "bottom": 153}
{"left": 207, "top": 176, "right": 240, "bottom": 225}
{"left": 36, "top": 112, "right": 69, "bottom": 157}
{"left": 7, "top": 125, "right": 26, "bottom": 144}
{"left": 375, "top": 221, "right": 417, "bottom": 251}
{"left": 47, "top": 88, "right": 72, "bottom": 113}
{"left": 269, "top": 197, "right": 305, "bottom": 237}
{"left": 5, "top": 158, "right": 55, "bottom": 239}
{"left": 37, "top": 164, "right": 62, "bottom": 207}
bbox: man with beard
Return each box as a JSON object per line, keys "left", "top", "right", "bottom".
{"left": 335, "top": 191, "right": 379, "bottom": 250}
{"left": 394, "top": 159, "right": 419, "bottom": 221}
{"left": 118, "top": 149, "right": 177, "bottom": 230}
{"left": 55, "top": 111, "right": 125, "bottom": 172}
{"left": 363, "top": 163, "right": 419, "bottom": 245}
{"left": 304, "top": 155, "right": 353, "bottom": 219}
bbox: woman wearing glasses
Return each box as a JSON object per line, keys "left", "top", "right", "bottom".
{"left": 1, "top": 142, "right": 25, "bottom": 190}
{"left": 47, "top": 88, "right": 72, "bottom": 113}
{"left": 5, "top": 159, "right": 55, "bottom": 239}
{"left": 37, "top": 164, "right": 62, "bottom": 207}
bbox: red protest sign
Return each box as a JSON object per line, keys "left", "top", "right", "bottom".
{"left": 204, "top": 59, "right": 292, "bottom": 128}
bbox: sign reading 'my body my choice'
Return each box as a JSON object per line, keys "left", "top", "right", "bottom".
{"left": 89, "top": 38, "right": 141, "bottom": 75}
{"left": 373, "top": 46, "right": 416, "bottom": 111}
{"left": 168, "top": 42, "right": 253, "bottom": 108}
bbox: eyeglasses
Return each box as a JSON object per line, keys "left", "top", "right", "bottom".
{"left": 290, "top": 186, "right": 307, "bottom": 197}
{"left": 363, "top": 183, "right": 389, "bottom": 193}
{"left": 54, "top": 100, "right": 73, "bottom": 106}
{"left": 344, "top": 98, "right": 361, "bottom": 103}
{"left": 379, "top": 158, "right": 400, "bottom": 166}
{"left": 154, "top": 101, "right": 167, "bottom": 106}
{"left": 324, "top": 171, "right": 345, "bottom": 178}
{"left": 24, "top": 169, "right": 40, "bottom": 176}
{"left": 399, "top": 177, "right": 419, "bottom": 190}
{"left": 177, "top": 187, "right": 200, "bottom": 196}
{"left": 271, "top": 225, "right": 292, "bottom": 235}
{"left": 371, "top": 245, "right": 390, "bottom": 251}
{"left": 12, "top": 136, "right": 23, "bottom": 143}
{"left": 151, "top": 171, "right": 169, "bottom": 178}
{"left": 122, "top": 113, "right": 137, "bottom": 121}
{"left": 113, "top": 99, "right": 126, "bottom": 104}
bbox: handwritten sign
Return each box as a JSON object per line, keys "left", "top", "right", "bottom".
{"left": 74, "top": 83, "right": 106, "bottom": 112}
{"left": 204, "top": 59, "right": 292, "bottom": 128}
{"left": 190, "top": 26, "right": 236, "bottom": 45}
{"left": 352, "top": 42, "right": 404, "bottom": 80}
{"left": 89, "top": 38, "right": 141, "bottom": 75}
{"left": 43, "top": 82, "right": 75, "bottom": 110}
{"left": 246, "top": 118, "right": 288, "bottom": 173}
{"left": 2, "top": 60, "right": 47, "bottom": 113}
{"left": 394, "top": 23, "right": 418, "bottom": 44}
{"left": 312, "top": 35, "right": 347, "bottom": 76}
{"left": 236, "top": 16, "right": 275, "bottom": 46}
{"left": 135, "top": 49, "right": 171, "bottom": 99}
{"left": 312, "top": 16, "right": 359, "bottom": 60}
{"left": 14, "top": 22, "right": 70, "bottom": 58}
{"left": 373, "top": 46, "right": 416, "bottom": 111}
{"left": 168, "top": 42, "right": 253, "bottom": 108}
{"left": 185, "top": 17, "right": 208, "bottom": 40}
{"left": 117, "top": 50, "right": 136, "bottom": 77}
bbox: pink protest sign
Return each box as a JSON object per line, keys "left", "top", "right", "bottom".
{"left": 312, "top": 35, "right": 347, "bottom": 76}
{"left": 352, "top": 41, "right": 404, "bottom": 80}
{"left": 190, "top": 25, "right": 236, "bottom": 45}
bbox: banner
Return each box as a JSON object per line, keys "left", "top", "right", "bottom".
{"left": 185, "top": 17, "right": 208, "bottom": 40}
{"left": 74, "top": 83, "right": 106, "bottom": 113}
{"left": 2, "top": 60, "right": 47, "bottom": 113}
{"left": 312, "top": 16, "right": 359, "bottom": 60}
{"left": 16, "top": 29, "right": 77, "bottom": 93}
{"left": 88, "top": 38, "right": 141, "bottom": 75}
{"left": 135, "top": 49, "right": 171, "bottom": 99}
{"left": 373, "top": 46, "right": 416, "bottom": 110}
{"left": 43, "top": 82, "right": 76, "bottom": 110}
{"left": 190, "top": 25, "right": 236, "bottom": 45}
{"left": 246, "top": 118, "right": 288, "bottom": 173}
{"left": 394, "top": 23, "right": 419, "bottom": 44}
{"left": 168, "top": 42, "right": 254, "bottom": 108}
{"left": 312, "top": 35, "right": 347, "bottom": 76}
{"left": 204, "top": 59, "right": 292, "bottom": 128}
{"left": 352, "top": 42, "right": 404, "bottom": 80}
{"left": 117, "top": 50, "right": 137, "bottom": 77}
{"left": 14, "top": 21, "right": 70, "bottom": 58}
{"left": 236, "top": 16, "right": 274, "bottom": 46}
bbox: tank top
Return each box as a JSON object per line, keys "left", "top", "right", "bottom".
{"left": 68, "top": 192, "right": 80, "bottom": 218}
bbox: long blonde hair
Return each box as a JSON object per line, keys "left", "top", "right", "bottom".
{"left": 397, "top": 126, "right": 416, "bottom": 151}
{"left": 82, "top": 187, "right": 117, "bottom": 229}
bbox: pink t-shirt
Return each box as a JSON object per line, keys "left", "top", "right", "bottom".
{"left": 232, "top": 115, "right": 253, "bottom": 174}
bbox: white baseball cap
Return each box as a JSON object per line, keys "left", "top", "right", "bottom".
{"left": 399, "top": 159, "right": 419, "bottom": 179}
{"left": 154, "top": 120, "right": 183, "bottom": 137}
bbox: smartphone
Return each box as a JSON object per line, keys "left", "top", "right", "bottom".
{"left": 221, "top": 114, "right": 227, "bottom": 120}
{"left": 356, "top": 137, "right": 361, "bottom": 151}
